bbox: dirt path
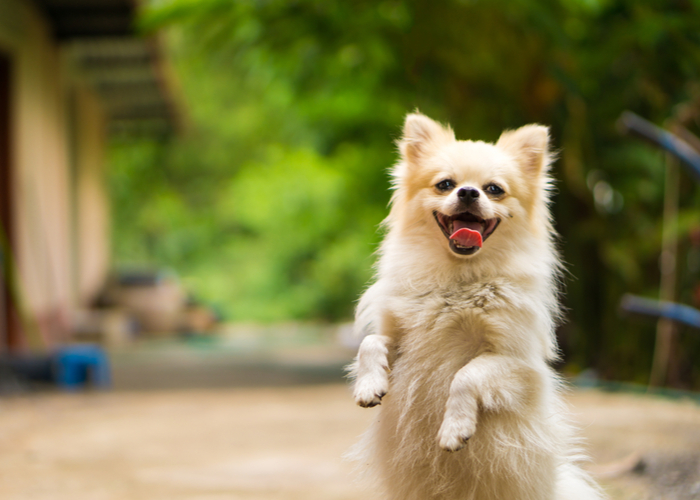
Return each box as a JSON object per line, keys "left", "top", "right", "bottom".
{"left": 1, "top": 385, "right": 699, "bottom": 500}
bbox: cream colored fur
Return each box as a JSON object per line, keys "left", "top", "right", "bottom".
{"left": 349, "top": 113, "right": 603, "bottom": 500}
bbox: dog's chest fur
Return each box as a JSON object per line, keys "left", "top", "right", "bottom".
{"left": 388, "top": 277, "right": 531, "bottom": 360}
{"left": 386, "top": 284, "right": 493, "bottom": 437}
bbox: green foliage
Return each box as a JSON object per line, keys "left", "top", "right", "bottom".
{"left": 108, "top": 0, "right": 700, "bottom": 383}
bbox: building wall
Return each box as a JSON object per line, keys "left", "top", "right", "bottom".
{"left": 0, "top": 0, "right": 110, "bottom": 350}
{"left": 73, "top": 84, "right": 110, "bottom": 306}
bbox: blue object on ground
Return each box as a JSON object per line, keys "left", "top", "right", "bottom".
{"left": 53, "top": 345, "right": 111, "bottom": 390}
{"left": 620, "top": 294, "right": 700, "bottom": 329}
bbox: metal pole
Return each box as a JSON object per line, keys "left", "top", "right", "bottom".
{"left": 649, "top": 153, "right": 680, "bottom": 387}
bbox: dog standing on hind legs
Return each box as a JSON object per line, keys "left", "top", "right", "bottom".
{"left": 349, "top": 113, "right": 603, "bottom": 500}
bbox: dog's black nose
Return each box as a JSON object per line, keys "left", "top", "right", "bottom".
{"left": 457, "top": 187, "right": 480, "bottom": 202}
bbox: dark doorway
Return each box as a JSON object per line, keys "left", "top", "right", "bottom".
{"left": 0, "top": 52, "right": 19, "bottom": 352}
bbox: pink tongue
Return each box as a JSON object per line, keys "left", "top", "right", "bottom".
{"left": 449, "top": 221, "right": 483, "bottom": 248}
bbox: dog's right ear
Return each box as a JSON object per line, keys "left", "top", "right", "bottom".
{"left": 496, "top": 124, "right": 551, "bottom": 180}
{"left": 399, "top": 113, "right": 454, "bottom": 164}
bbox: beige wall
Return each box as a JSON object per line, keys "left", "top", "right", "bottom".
{"left": 73, "top": 84, "right": 110, "bottom": 306}
{"left": 0, "top": 0, "right": 110, "bottom": 348}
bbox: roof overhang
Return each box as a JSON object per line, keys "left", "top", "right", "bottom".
{"left": 34, "top": 0, "right": 136, "bottom": 40}
{"left": 34, "top": 0, "right": 180, "bottom": 135}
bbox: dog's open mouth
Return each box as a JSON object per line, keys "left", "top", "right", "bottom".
{"left": 434, "top": 211, "right": 500, "bottom": 255}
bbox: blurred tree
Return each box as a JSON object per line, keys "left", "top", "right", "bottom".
{"left": 108, "top": 0, "right": 700, "bottom": 385}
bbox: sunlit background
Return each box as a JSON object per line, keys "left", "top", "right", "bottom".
{"left": 1, "top": 1, "right": 700, "bottom": 499}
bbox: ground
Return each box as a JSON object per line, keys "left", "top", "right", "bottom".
{"left": 1, "top": 384, "right": 700, "bottom": 500}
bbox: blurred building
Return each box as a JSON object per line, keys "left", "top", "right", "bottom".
{"left": 0, "top": 0, "right": 178, "bottom": 352}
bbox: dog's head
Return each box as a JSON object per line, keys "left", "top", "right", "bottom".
{"left": 388, "top": 112, "right": 554, "bottom": 260}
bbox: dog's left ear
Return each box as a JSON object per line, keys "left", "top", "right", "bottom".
{"left": 496, "top": 124, "right": 551, "bottom": 179}
{"left": 399, "top": 113, "right": 455, "bottom": 165}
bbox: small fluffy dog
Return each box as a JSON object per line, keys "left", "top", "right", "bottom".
{"left": 349, "top": 113, "right": 602, "bottom": 500}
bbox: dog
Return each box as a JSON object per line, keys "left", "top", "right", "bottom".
{"left": 349, "top": 113, "right": 602, "bottom": 500}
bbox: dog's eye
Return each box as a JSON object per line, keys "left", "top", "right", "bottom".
{"left": 484, "top": 184, "right": 505, "bottom": 196}
{"left": 435, "top": 180, "right": 455, "bottom": 192}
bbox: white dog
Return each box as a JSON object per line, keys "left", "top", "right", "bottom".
{"left": 349, "top": 113, "right": 603, "bottom": 500}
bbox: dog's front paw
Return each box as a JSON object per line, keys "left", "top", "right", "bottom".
{"left": 437, "top": 413, "right": 476, "bottom": 452}
{"left": 353, "top": 372, "right": 388, "bottom": 408}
